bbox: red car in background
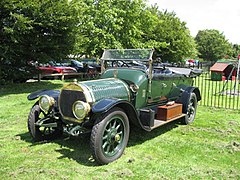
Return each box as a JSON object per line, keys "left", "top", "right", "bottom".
{"left": 38, "top": 61, "right": 77, "bottom": 75}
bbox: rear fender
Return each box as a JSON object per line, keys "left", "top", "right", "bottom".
{"left": 92, "top": 98, "right": 149, "bottom": 130}
{"left": 176, "top": 86, "right": 201, "bottom": 113}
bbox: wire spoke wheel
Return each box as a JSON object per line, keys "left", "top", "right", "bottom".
{"left": 28, "top": 104, "right": 62, "bottom": 141}
{"left": 187, "top": 100, "right": 195, "bottom": 121}
{"left": 101, "top": 115, "right": 124, "bottom": 157}
{"left": 183, "top": 93, "right": 197, "bottom": 124}
{"left": 91, "top": 107, "right": 129, "bottom": 165}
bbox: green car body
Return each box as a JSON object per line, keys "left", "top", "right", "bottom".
{"left": 27, "top": 49, "right": 201, "bottom": 164}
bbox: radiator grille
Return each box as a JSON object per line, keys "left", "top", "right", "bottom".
{"left": 60, "top": 89, "right": 86, "bottom": 119}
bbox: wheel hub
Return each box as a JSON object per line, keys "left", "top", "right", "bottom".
{"left": 114, "top": 134, "right": 120, "bottom": 142}
{"left": 107, "top": 128, "right": 120, "bottom": 144}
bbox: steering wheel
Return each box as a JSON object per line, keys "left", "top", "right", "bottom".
{"left": 112, "top": 60, "right": 129, "bottom": 67}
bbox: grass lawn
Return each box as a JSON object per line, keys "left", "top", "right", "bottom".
{"left": 0, "top": 80, "right": 239, "bottom": 179}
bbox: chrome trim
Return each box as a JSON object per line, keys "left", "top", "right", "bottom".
{"left": 39, "top": 95, "right": 55, "bottom": 113}
{"left": 59, "top": 83, "right": 86, "bottom": 123}
{"left": 130, "top": 84, "right": 139, "bottom": 93}
{"left": 148, "top": 49, "right": 154, "bottom": 97}
{"left": 62, "top": 116, "right": 85, "bottom": 123}
{"left": 119, "top": 79, "right": 131, "bottom": 101}
{"left": 78, "top": 83, "right": 95, "bottom": 103}
{"left": 72, "top": 100, "right": 91, "bottom": 120}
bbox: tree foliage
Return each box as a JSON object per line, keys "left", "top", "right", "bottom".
{"left": 72, "top": 0, "right": 157, "bottom": 57}
{"left": 232, "top": 44, "right": 240, "bottom": 59}
{"left": 195, "top": 29, "right": 233, "bottom": 62}
{"left": 141, "top": 8, "right": 197, "bottom": 62}
{"left": 1, "top": 0, "right": 197, "bottom": 83}
{"left": 72, "top": 1, "right": 196, "bottom": 61}
{"left": 0, "top": 0, "right": 78, "bottom": 83}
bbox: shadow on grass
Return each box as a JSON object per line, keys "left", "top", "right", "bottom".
{"left": 17, "top": 120, "right": 180, "bottom": 166}
{"left": 128, "top": 120, "right": 180, "bottom": 147}
{"left": 0, "top": 81, "right": 64, "bottom": 97}
{"left": 17, "top": 131, "right": 97, "bottom": 166}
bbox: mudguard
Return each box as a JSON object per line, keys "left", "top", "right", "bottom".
{"left": 176, "top": 86, "right": 201, "bottom": 113}
{"left": 27, "top": 89, "right": 60, "bottom": 101}
{"left": 92, "top": 98, "right": 144, "bottom": 129}
{"left": 92, "top": 98, "right": 130, "bottom": 113}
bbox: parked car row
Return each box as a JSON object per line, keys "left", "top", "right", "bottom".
{"left": 37, "top": 59, "right": 101, "bottom": 77}
{"left": 64, "top": 60, "right": 100, "bottom": 74}
{"left": 37, "top": 61, "right": 77, "bottom": 75}
{"left": 18, "top": 57, "right": 199, "bottom": 82}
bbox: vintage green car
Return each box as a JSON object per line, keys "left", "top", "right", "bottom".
{"left": 27, "top": 49, "right": 201, "bottom": 164}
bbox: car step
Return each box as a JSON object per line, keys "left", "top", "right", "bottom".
{"left": 145, "top": 114, "right": 186, "bottom": 130}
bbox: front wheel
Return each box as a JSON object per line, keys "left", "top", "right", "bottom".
{"left": 182, "top": 93, "right": 198, "bottom": 124}
{"left": 90, "top": 107, "right": 129, "bottom": 165}
{"left": 28, "top": 104, "right": 63, "bottom": 141}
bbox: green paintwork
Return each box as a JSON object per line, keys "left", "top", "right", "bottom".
{"left": 151, "top": 75, "right": 193, "bottom": 103}
{"left": 80, "top": 78, "right": 130, "bottom": 102}
{"left": 101, "top": 68, "right": 194, "bottom": 108}
{"left": 101, "top": 68, "right": 149, "bottom": 108}
{"left": 101, "top": 115, "right": 125, "bottom": 157}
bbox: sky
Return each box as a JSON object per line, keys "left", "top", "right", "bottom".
{"left": 148, "top": 0, "right": 240, "bottom": 44}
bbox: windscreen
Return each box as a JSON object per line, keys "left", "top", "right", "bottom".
{"left": 101, "top": 49, "right": 153, "bottom": 61}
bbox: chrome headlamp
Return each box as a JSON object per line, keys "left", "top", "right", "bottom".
{"left": 72, "top": 101, "right": 90, "bottom": 120}
{"left": 39, "top": 95, "right": 55, "bottom": 113}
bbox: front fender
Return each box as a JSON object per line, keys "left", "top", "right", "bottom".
{"left": 92, "top": 98, "right": 127, "bottom": 113}
{"left": 92, "top": 98, "right": 149, "bottom": 131}
{"left": 27, "top": 89, "right": 60, "bottom": 101}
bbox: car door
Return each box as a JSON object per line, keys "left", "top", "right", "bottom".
{"left": 149, "top": 68, "right": 183, "bottom": 104}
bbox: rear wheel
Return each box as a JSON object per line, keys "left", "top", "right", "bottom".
{"left": 182, "top": 93, "right": 197, "bottom": 124}
{"left": 90, "top": 108, "right": 129, "bottom": 165}
{"left": 28, "top": 104, "right": 63, "bottom": 141}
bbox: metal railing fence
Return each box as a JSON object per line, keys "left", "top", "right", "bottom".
{"left": 194, "top": 72, "right": 240, "bottom": 110}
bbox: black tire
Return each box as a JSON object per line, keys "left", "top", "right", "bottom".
{"left": 28, "top": 104, "right": 63, "bottom": 141}
{"left": 90, "top": 107, "right": 130, "bottom": 165}
{"left": 182, "top": 93, "right": 198, "bottom": 124}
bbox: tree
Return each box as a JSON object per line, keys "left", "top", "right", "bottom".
{"left": 0, "top": 0, "right": 78, "bottom": 83}
{"left": 232, "top": 44, "right": 240, "bottom": 59}
{"left": 72, "top": 0, "right": 151, "bottom": 57}
{"left": 140, "top": 8, "right": 197, "bottom": 62}
{"left": 195, "top": 29, "right": 232, "bottom": 62}
{"left": 1, "top": 0, "right": 199, "bottom": 83}
{"left": 72, "top": 1, "right": 196, "bottom": 61}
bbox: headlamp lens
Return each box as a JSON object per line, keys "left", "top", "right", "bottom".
{"left": 72, "top": 101, "right": 90, "bottom": 120}
{"left": 39, "top": 95, "right": 54, "bottom": 112}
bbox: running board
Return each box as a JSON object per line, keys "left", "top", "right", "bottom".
{"left": 144, "top": 114, "right": 186, "bottom": 130}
